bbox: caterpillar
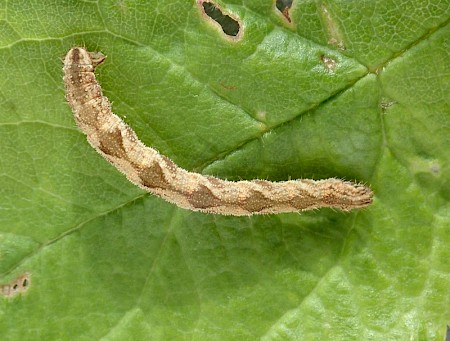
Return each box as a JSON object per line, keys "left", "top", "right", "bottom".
{"left": 63, "top": 47, "right": 373, "bottom": 216}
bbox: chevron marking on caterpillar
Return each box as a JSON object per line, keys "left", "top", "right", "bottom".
{"left": 63, "top": 47, "right": 373, "bottom": 216}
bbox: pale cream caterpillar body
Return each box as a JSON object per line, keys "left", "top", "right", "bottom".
{"left": 63, "top": 47, "right": 373, "bottom": 216}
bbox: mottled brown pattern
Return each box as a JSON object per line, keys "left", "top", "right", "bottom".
{"left": 241, "top": 190, "right": 272, "bottom": 212}
{"left": 187, "top": 184, "right": 222, "bottom": 209}
{"left": 63, "top": 47, "right": 373, "bottom": 216}
{"left": 251, "top": 179, "right": 274, "bottom": 189}
{"left": 137, "top": 162, "right": 170, "bottom": 189}
{"left": 290, "top": 193, "right": 318, "bottom": 210}
{"left": 204, "top": 176, "right": 225, "bottom": 189}
{"left": 74, "top": 99, "right": 102, "bottom": 126}
{"left": 161, "top": 155, "right": 177, "bottom": 172}
{"left": 98, "top": 128, "right": 128, "bottom": 159}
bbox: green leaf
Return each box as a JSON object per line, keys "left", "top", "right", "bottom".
{"left": 0, "top": 0, "right": 449, "bottom": 339}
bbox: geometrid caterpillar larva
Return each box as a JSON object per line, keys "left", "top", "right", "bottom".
{"left": 63, "top": 47, "right": 373, "bottom": 216}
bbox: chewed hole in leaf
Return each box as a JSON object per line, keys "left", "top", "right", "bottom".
{"left": 275, "top": 0, "right": 293, "bottom": 23}
{"left": 199, "top": 1, "right": 241, "bottom": 39}
{"left": 1, "top": 273, "right": 31, "bottom": 298}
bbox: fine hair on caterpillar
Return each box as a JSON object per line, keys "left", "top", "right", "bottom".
{"left": 63, "top": 47, "right": 373, "bottom": 216}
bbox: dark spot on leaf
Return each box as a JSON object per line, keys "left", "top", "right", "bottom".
{"left": 12, "top": 284, "right": 18, "bottom": 290}
{"left": 200, "top": 1, "right": 240, "bottom": 37}
{"left": 275, "top": 0, "right": 293, "bottom": 23}
{"left": 219, "top": 82, "right": 237, "bottom": 91}
{"left": 22, "top": 279, "right": 28, "bottom": 287}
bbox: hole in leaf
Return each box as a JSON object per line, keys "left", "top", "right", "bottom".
{"left": 201, "top": 1, "right": 241, "bottom": 37}
{"left": 1, "top": 273, "right": 31, "bottom": 298}
{"left": 275, "top": 0, "right": 293, "bottom": 23}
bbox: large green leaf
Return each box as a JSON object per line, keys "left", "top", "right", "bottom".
{"left": 0, "top": 0, "right": 449, "bottom": 339}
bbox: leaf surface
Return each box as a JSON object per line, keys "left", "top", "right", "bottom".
{"left": 0, "top": 0, "right": 449, "bottom": 339}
